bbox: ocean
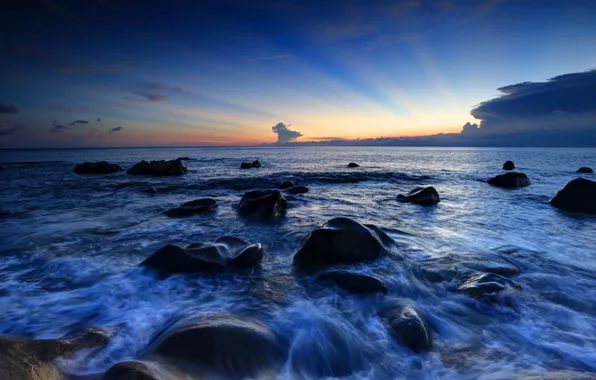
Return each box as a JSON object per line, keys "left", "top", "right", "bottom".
{"left": 0, "top": 146, "right": 595, "bottom": 379}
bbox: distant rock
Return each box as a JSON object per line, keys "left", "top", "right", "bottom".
{"left": 577, "top": 167, "right": 593, "bottom": 173}
{"left": 73, "top": 161, "right": 122, "bottom": 174}
{"left": 550, "top": 177, "right": 596, "bottom": 214}
{"left": 127, "top": 159, "right": 187, "bottom": 176}
{"left": 347, "top": 162, "right": 360, "bottom": 168}
{"left": 397, "top": 186, "right": 440, "bottom": 205}
{"left": 487, "top": 172, "right": 530, "bottom": 188}
{"left": 279, "top": 181, "right": 294, "bottom": 189}
{"left": 177, "top": 156, "right": 191, "bottom": 161}
{"left": 103, "top": 361, "right": 158, "bottom": 380}
{"left": 237, "top": 190, "right": 287, "bottom": 219}
{"left": 387, "top": 307, "right": 432, "bottom": 353}
{"left": 240, "top": 160, "right": 261, "bottom": 169}
{"left": 458, "top": 273, "right": 522, "bottom": 302}
{"left": 502, "top": 160, "right": 515, "bottom": 170}
{"left": 140, "top": 236, "right": 264, "bottom": 274}
{"left": 293, "top": 217, "right": 393, "bottom": 270}
{"left": 165, "top": 198, "right": 218, "bottom": 217}
{"left": 252, "top": 159, "right": 261, "bottom": 168}
{"left": 317, "top": 270, "right": 387, "bottom": 293}
{"left": 141, "top": 186, "right": 157, "bottom": 194}
{"left": 286, "top": 185, "right": 309, "bottom": 194}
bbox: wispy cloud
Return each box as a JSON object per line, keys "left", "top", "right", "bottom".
{"left": 0, "top": 123, "right": 26, "bottom": 136}
{"left": 58, "top": 64, "right": 130, "bottom": 73}
{"left": 69, "top": 119, "right": 89, "bottom": 126}
{"left": 251, "top": 53, "right": 293, "bottom": 61}
{"left": 109, "top": 126, "right": 122, "bottom": 133}
{"left": 0, "top": 103, "right": 19, "bottom": 114}
{"left": 51, "top": 121, "right": 69, "bottom": 132}
{"left": 123, "top": 83, "right": 188, "bottom": 103}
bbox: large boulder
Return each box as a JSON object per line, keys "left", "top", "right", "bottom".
{"left": 140, "top": 236, "right": 264, "bottom": 274}
{"left": 502, "top": 160, "right": 515, "bottom": 170}
{"left": 165, "top": 198, "right": 218, "bottom": 217}
{"left": 73, "top": 161, "right": 122, "bottom": 174}
{"left": 458, "top": 273, "right": 522, "bottom": 302}
{"left": 286, "top": 185, "right": 309, "bottom": 194}
{"left": 347, "top": 163, "right": 359, "bottom": 168}
{"left": 240, "top": 160, "right": 261, "bottom": 169}
{"left": 397, "top": 186, "right": 440, "bottom": 205}
{"left": 293, "top": 218, "right": 393, "bottom": 270}
{"left": 387, "top": 307, "right": 432, "bottom": 353}
{"left": 487, "top": 172, "right": 530, "bottom": 188}
{"left": 127, "top": 159, "right": 187, "bottom": 176}
{"left": 317, "top": 271, "right": 387, "bottom": 293}
{"left": 279, "top": 181, "right": 294, "bottom": 189}
{"left": 577, "top": 167, "right": 593, "bottom": 173}
{"left": 237, "top": 190, "right": 287, "bottom": 219}
{"left": 550, "top": 178, "right": 596, "bottom": 214}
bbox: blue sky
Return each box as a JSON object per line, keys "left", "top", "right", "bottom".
{"left": 1, "top": 0, "right": 596, "bottom": 147}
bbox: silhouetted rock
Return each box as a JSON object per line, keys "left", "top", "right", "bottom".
{"left": 252, "top": 159, "right": 261, "bottom": 168}
{"left": 103, "top": 361, "right": 158, "bottom": 380}
{"left": 280, "top": 181, "right": 294, "bottom": 189}
{"left": 387, "top": 307, "right": 432, "bottom": 353}
{"left": 347, "top": 162, "right": 360, "bottom": 168}
{"left": 237, "top": 190, "right": 287, "bottom": 219}
{"left": 458, "top": 273, "right": 522, "bottom": 302}
{"left": 240, "top": 160, "right": 261, "bottom": 169}
{"left": 140, "top": 236, "right": 264, "bottom": 274}
{"left": 176, "top": 156, "right": 190, "bottom": 161}
{"left": 317, "top": 270, "right": 387, "bottom": 293}
{"left": 127, "top": 159, "right": 187, "bottom": 176}
{"left": 141, "top": 186, "right": 157, "bottom": 194}
{"left": 502, "top": 160, "right": 515, "bottom": 170}
{"left": 293, "top": 218, "right": 393, "bottom": 270}
{"left": 0, "top": 210, "right": 12, "bottom": 216}
{"left": 577, "top": 167, "right": 593, "bottom": 173}
{"left": 550, "top": 177, "right": 596, "bottom": 214}
{"left": 487, "top": 172, "right": 530, "bottom": 188}
{"left": 165, "top": 198, "right": 218, "bottom": 217}
{"left": 397, "top": 186, "right": 440, "bottom": 205}
{"left": 286, "top": 185, "right": 309, "bottom": 194}
{"left": 73, "top": 161, "right": 122, "bottom": 174}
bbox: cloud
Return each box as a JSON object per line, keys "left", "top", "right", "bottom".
{"left": 58, "top": 64, "right": 130, "bottom": 73}
{"left": 51, "top": 121, "right": 69, "bottom": 132}
{"left": 251, "top": 54, "right": 293, "bottom": 61}
{"left": 123, "top": 83, "right": 187, "bottom": 103}
{"left": 0, "top": 103, "right": 19, "bottom": 114}
{"left": 0, "top": 123, "right": 26, "bottom": 136}
{"left": 461, "top": 122, "right": 479, "bottom": 135}
{"left": 109, "top": 126, "right": 122, "bottom": 133}
{"left": 271, "top": 122, "right": 303, "bottom": 143}
{"left": 69, "top": 119, "right": 89, "bottom": 126}
{"left": 311, "top": 136, "right": 348, "bottom": 141}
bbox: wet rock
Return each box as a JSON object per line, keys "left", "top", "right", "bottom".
{"left": 165, "top": 198, "right": 218, "bottom": 217}
{"left": 240, "top": 160, "right": 261, "bottom": 169}
{"left": 387, "top": 307, "right": 432, "bottom": 353}
{"left": 317, "top": 270, "right": 387, "bottom": 293}
{"left": 487, "top": 172, "right": 530, "bottom": 188}
{"left": 73, "top": 161, "right": 122, "bottom": 174}
{"left": 550, "top": 178, "right": 596, "bottom": 214}
{"left": 141, "top": 186, "right": 157, "bottom": 194}
{"left": 176, "top": 156, "right": 190, "bottom": 161}
{"left": 397, "top": 186, "right": 440, "bottom": 205}
{"left": 577, "top": 167, "right": 593, "bottom": 173}
{"left": 252, "top": 159, "right": 261, "bottom": 168}
{"left": 0, "top": 210, "right": 12, "bottom": 216}
{"left": 140, "top": 236, "right": 264, "bottom": 274}
{"left": 458, "top": 273, "right": 522, "bottom": 302}
{"left": 502, "top": 160, "right": 515, "bottom": 170}
{"left": 347, "top": 162, "right": 360, "bottom": 168}
{"left": 518, "top": 370, "right": 596, "bottom": 379}
{"left": 237, "top": 190, "right": 287, "bottom": 219}
{"left": 420, "top": 256, "right": 520, "bottom": 283}
{"left": 280, "top": 181, "right": 295, "bottom": 189}
{"left": 127, "top": 159, "right": 187, "bottom": 176}
{"left": 293, "top": 218, "right": 393, "bottom": 270}
{"left": 103, "top": 361, "right": 158, "bottom": 380}
{"left": 286, "top": 185, "right": 309, "bottom": 194}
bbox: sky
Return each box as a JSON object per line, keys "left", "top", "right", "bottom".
{"left": 1, "top": 0, "right": 596, "bottom": 148}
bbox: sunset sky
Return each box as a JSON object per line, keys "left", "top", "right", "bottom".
{"left": 1, "top": 0, "right": 596, "bottom": 147}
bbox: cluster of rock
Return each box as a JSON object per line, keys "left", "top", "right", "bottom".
{"left": 241, "top": 160, "right": 261, "bottom": 169}
{"left": 73, "top": 161, "right": 122, "bottom": 174}
{"left": 72, "top": 159, "right": 187, "bottom": 176}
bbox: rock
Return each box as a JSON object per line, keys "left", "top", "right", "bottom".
{"left": 73, "top": 161, "right": 122, "bottom": 174}
{"left": 387, "top": 307, "right": 432, "bottom": 353}
{"left": 237, "top": 190, "right": 287, "bottom": 219}
{"left": 293, "top": 218, "right": 393, "bottom": 270}
{"left": 317, "top": 271, "right": 387, "bottom": 293}
{"left": 141, "top": 236, "right": 264, "bottom": 274}
{"left": 347, "top": 163, "right": 359, "bottom": 168}
{"left": 103, "top": 361, "right": 158, "bottom": 380}
{"left": 176, "top": 156, "right": 190, "bottom": 161}
{"left": 397, "top": 186, "right": 440, "bottom": 205}
{"left": 252, "top": 160, "right": 261, "bottom": 168}
{"left": 550, "top": 178, "right": 596, "bottom": 214}
{"left": 145, "top": 313, "right": 285, "bottom": 378}
{"left": 577, "top": 167, "right": 594, "bottom": 173}
{"left": 165, "top": 198, "right": 218, "bottom": 217}
{"left": 286, "top": 185, "right": 309, "bottom": 194}
{"left": 517, "top": 370, "right": 596, "bottom": 379}
{"left": 280, "top": 181, "right": 294, "bottom": 189}
{"left": 419, "top": 256, "right": 520, "bottom": 283}
{"left": 502, "top": 160, "right": 515, "bottom": 170}
{"left": 0, "top": 327, "right": 109, "bottom": 380}
{"left": 240, "top": 160, "right": 261, "bottom": 169}
{"left": 127, "top": 159, "right": 187, "bottom": 176}
{"left": 141, "top": 186, "right": 157, "bottom": 194}
{"left": 487, "top": 172, "right": 530, "bottom": 188}
{"left": 458, "top": 273, "right": 522, "bottom": 302}
{"left": 0, "top": 210, "right": 12, "bottom": 216}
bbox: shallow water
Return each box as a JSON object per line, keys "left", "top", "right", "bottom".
{"left": 0, "top": 146, "right": 595, "bottom": 379}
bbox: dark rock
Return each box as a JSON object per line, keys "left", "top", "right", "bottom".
{"left": 73, "top": 161, "right": 122, "bottom": 174}
{"left": 165, "top": 198, "right": 218, "bottom": 217}
{"left": 141, "top": 186, "right": 157, "bottom": 194}
{"left": 419, "top": 256, "right": 520, "bottom": 283}
{"left": 240, "top": 160, "right": 261, "bottom": 169}
{"left": 280, "top": 181, "right": 295, "bottom": 189}
{"left": 0, "top": 210, "right": 12, "bottom": 216}
{"left": 286, "top": 185, "right": 309, "bottom": 194}
{"left": 397, "top": 186, "right": 440, "bottom": 205}
{"left": 458, "top": 273, "right": 522, "bottom": 302}
{"left": 127, "top": 159, "right": 187, "bottom": 176}
{"left": 176, "top": 156, "right": 190, "bottom": 161}
{"left": 347, "top": 162, "right": 360, "bottom": 168}
{"left": 487, "top": 172, "right": 530, "bottom": 188}
{"left": 237, "top": 190, "right": 287, "bottom": 219}
{"left": 140, "top": 236, "right": 264, "bottom": 274}
{"left": 577, "top": 167, "right": 594, "bottom": 173}
{"left": 502, "top": 160, "right": 515, "bottom": 170}
{"left": 387, "top": 307, "right": 432, "bottom": 353}
{"left": 252, "top": 160, "right": 261, "bottom": 168}
{"left": 293, "top": 218, "right": 393, "bottom": 270}
{"left": 103, "top": 361, "right": 158, "bottom": 380}
{"left": 317, "top": 270, "right": 387, "bottom": 293}
{"left": 550, "top": 178, "right": 596, "bottom": 214}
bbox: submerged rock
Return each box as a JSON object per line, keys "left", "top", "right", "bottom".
{"left": 141, "top": 186, "right": 157, "bottom": 194}
{"left": 127, "top": 159, "right": 187, "bottom": 176}
{"left": 286, "top": 185, "right": 309, "bottom": 194}
{"left": 317, "top": 270, "right": 387, "bottom": 293}
{"left": 237, "top": 190, "right": 287, "bottom": 219}
{"left": 240, "top": 160, "right": 261, "bottom": 169}
{"left": 165, "top": 198, "right": 218, "bottom": 217}
{"left": 487, "top": 172, "right": 530, "bottom": 188}
{"left": 502, "top": 160, "right": 515, "bottom": 170}
{"left": 176, "top": 156, "right": 190, "bottom": 161}
{"left": 140, "top": 236, "right": 264, "bottom": 274}
{"left": 577, "top": 167, "right": 593, "bottom": 173}
{"left": 397, "top": 186, "right": 440, "bottom": 205}
{"left": 103, "top": 361, "right": 158, "bottom": 380}
{"left": 73, "top": 161, "right": 122, "bottom": 174}
{"left": 280, "top": 181, "right": 295, "bottom": 189}
{"left": 347, "top": 162, "right": 360, "bottom": 168}
{"left": 419, "top": 255, "right": 520, "bottom": 283}
{"left": 387, "top": 307, "right": 432, "bottom": 353}
{"left": 0, "top": 210, "right": 12, "bottom": 216}
{"left": 550, "top": 178, "right": 596, "bottom": 214}
{"left": 293, "top": 218, "right": 393, "bottom": 270}
{"left": 458, "top": 273, "right": 522, "bottom": 302}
